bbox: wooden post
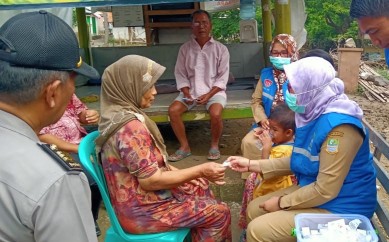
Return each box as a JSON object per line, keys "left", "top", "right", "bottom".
{"left": 262, "top": 0, "right": 272, "bottom": 67}
{"left": 338, "top": 48, "right": 363, "bottom": 93}
{"left": 274, "top": 0, "right": 291, "bottom": 35}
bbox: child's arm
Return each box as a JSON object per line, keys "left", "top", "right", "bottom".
{"left": 259, "top": 130, "right": 273, "bottom": 159}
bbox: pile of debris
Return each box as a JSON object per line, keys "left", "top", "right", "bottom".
{"left": 330, "top": 50, "right": 389, "bottom": 102}
{"left": 359, "top": 62, "right": 389, "bottom": 102}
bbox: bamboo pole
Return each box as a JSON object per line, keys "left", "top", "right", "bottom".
{"left": 262, "top": 0, "right": 272, "bottom": 67}
{"left": 274, "top": 0, "right": 291, "bottom": 35}
{"left": 76, "top": 8, "right": 91, "bottom": 65}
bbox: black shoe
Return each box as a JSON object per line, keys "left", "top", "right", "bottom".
{"left": 95, "top": 221, "right": 101, "bottom": 237}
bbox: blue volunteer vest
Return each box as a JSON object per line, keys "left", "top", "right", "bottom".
{"left": 260, "top": 67, "right": 289, "bottom": 117}
{"left": 291, "top": 113, "right": 377, "bottom": 218}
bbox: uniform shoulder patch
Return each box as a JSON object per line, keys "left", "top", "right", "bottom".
{"left": 325, "top": 138, "right": 339, "bottom": 155}
{"left": 328, "top": 131, "right": 344, "bottom": 137}
{"left": 38, "top": 143, "right": 83, "bottom": 172}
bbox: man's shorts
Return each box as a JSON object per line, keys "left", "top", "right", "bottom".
{"left": 174, "top": 93, "right": 227, "bottom": 110}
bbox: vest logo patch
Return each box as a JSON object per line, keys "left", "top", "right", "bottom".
{"left": 264, "top": 79, "right": 272, "bottom": 87}
{"left": 326, "top": 138, "right": 339, "bottom": 154}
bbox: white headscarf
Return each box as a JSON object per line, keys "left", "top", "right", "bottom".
{"left": 284, "top": 57, "right": 363, "bottom": 128}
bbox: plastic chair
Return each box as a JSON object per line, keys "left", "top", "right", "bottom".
{"left": 79, "top": 131, "right": 191, "bottom": 242}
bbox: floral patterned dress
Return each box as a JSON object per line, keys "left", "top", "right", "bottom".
{"left": 101, "top": 120, "right": 231, "bottom": 242}
{"left": 39, "top": 94, "right": 87, "bottom": 144}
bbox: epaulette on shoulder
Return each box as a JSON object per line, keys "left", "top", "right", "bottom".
{"left": 38, "top": 143, "right": 83, "bottom": 172}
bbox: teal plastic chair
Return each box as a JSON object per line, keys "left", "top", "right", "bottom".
{"left": 79, "top": 131, "right": 191, "bottom": 242}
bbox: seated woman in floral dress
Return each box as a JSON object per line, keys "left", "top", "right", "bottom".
{"left": 95, "top": 55, "right": 231, "bottom": 242}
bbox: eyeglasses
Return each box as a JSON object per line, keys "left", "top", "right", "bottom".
{"left": 193, "top": 21, "right": 209, "bottom": 27}
{"left": 271, "top": 50, "right": 289, "bottom": 57}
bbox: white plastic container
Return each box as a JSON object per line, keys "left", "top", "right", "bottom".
{"left": 295, "top": 213, "right": 378, "bottom": 242}
{"left": 239, "top": 0, "right": 256, "bottom": 20}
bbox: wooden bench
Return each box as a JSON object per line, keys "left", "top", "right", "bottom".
{"left": 144, "top": 89, "right": 254, "bottom": 123}
{"left": 362, "top": 119, "right": 389, "bottom": 241}
{"left": 76, "top": 85, "right": 255, "bottom": 124}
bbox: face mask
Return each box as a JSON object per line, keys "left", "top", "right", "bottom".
{"left": 285, "top": 80, "right": 332, "bottom": 114}
{"left": 285, "top": 89, "right": 305, "bottom": 113}
{"left": 269, "top": 56, "right": 291, "bottom": 70}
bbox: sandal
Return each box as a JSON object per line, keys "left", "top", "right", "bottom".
{"left": 207, "top": 148, "right": 221, "bottom": 160}
{"left": 168, "top": 150, "right": 192, "bottom": 162}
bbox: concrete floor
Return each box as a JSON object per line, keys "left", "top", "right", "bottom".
{"left": 96, "top": 155, "right": 244, "bottom": 242}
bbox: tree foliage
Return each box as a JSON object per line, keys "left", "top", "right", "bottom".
{"left": 210, "top": 0, "right": 359, "bottom": 50}
{"left": 211, "top": 9, "right": 241, "bottom": 43}
{"left": 211, "top": 8, "right": 263, "bottom": 43}
{"left": 304, "top": 0, "right": 359, "bottom": 50}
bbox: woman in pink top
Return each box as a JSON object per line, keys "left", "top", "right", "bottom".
{"left": 39, "top": 93, "right": 99, "bottom": 152}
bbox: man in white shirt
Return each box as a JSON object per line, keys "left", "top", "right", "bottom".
{"left": 168, "top": 10, "right": 230, "bottom": 162}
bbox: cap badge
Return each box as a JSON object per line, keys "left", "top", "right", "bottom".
{"left": 76, "top": 57, "right": 82, "bottom": 68}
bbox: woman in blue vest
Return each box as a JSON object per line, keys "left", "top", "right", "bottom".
{"left": 228, "top": 57, "right": 377, "bottom": 242}
{"left": 241, "top": 34, "right": 299, "bottom": 161}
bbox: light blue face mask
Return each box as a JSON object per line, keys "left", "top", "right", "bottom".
{"left": 269, "top": 56, "right": 291, "bottom": 70}
{"left": 285, "top": 81, "right": 333, "bottom": 114}
{"left": 285, "top": 89, "right": 305, "bottom": 113}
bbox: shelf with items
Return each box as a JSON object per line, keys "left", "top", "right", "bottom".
{"left": 142, "top": 2, "right": 199, "bottom": 46}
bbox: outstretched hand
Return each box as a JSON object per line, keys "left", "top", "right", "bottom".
{"left": 201, "top": 162, "right": 226, "bottom": 185}
{"left": 226, "top": 156, "right": 250, "bottom": 173}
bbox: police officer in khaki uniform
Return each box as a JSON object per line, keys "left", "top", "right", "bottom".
{"left": 0, "top": 11, "right": 100, "bottom": 242}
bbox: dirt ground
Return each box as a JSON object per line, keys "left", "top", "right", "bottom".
{"left": 97, "top": 93, "right": 389, "bottom": 242}
{"left": 160, "top": 93, "right": 389, "bottom": 158}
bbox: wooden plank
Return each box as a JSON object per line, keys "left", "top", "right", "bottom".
{"left": 374, "top": 200, "right": 389, "bottom": 241}
{"left": 148, "top": 22, "right": 192, "bottom": 28}
{"left": 364, "top": 90, "right": 375, "bottom": 101}
{"left": 144, "top": 9, "right": 195, "bottom": 15}
{"left": 363, "top": 119, "right": 389, "bottom": 161}
{"left": 149, "top": 107, "right": 253, "bottom": 123}
{"left": 361, "top": 63, "right": 381, "bottom": 76}
{"left": 359, "top": 80, "right": 386, "bottom": 102}
{"left": 373, "top": 157, "right": 389, "bottom": 194}
{"left": 364, "top": 118, "right": 389, "bottom": 239}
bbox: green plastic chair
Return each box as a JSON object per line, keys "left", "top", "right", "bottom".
{"left": 79, "top": 131, "right": 191, "bottom": 242}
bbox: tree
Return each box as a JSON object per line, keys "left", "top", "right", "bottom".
{"left": 209, "top": 1, "right": 359, "bottom": 50}
{"left": 211, "top": 8, "right": 263, "bottom": 43}
{"left": 305, "top": 0, "right": 359, "bottom": 50}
